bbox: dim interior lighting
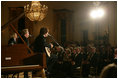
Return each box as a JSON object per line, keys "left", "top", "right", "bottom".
{"left": 90, "top": 8, "right": 104, "bottom": 19}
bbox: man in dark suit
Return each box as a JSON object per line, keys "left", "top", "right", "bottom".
{"left": 18, "top": 29, "right": 30, "bottom": 47}
{"left": 17, "top": 29, "right": 30, "bottom": 77}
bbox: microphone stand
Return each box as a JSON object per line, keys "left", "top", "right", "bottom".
{"left": 49, "top": 34, "right": 64, "bottom": 52}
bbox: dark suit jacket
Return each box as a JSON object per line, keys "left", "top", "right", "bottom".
{"left": 33, "top": 34, "right": 51, "bottom": 53}
{"left": 18, "top": 35, "right": 29, "bottom": 47}
{"left": 8, "top": 38, "right": 17, "bottom": 45}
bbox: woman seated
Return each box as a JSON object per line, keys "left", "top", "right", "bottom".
{"left": 8, "top": 33, "right": 18, "bottom": 45}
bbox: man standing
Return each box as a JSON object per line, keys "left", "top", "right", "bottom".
{"left": 17, "top": 29, "right": 30, "bottom": 77}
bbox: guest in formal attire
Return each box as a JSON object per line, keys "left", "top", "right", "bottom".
{"left": 8, "top": 33, "right": 17, "bottom": 45}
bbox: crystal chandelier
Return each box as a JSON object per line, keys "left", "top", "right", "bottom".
{"left": 24, "top": 1, "right": 48, "bottom": 21}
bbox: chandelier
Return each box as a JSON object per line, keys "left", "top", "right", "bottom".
{"left": 24, "top": 1, "right": 48, "bottom": 21}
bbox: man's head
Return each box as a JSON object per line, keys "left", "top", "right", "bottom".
{"left": 40, "top": 27, "right": 49, "bottom": 37}
{"left": 22, "top": 29, "right": 29, "bottom": 38}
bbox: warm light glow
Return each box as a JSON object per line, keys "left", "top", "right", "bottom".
{"left": 90, "top": 8, "right": 104, "bottom": 19}
{"left": 97, "top": 9, "right": 104, "bottom": 17}
{"left": 90, "top": 10, "right": 97, "bottom": 18}
{"left": 24, "top": 1, "right": 48, "bottom": 21}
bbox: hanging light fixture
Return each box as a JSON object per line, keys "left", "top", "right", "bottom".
{"left": 24, "top": 1, "right": 48, "bottom": 21}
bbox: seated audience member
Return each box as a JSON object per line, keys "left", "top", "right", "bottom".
{"left": 8, "top": 33, "right": 17, "bottom": 45}
{"left": 100, "top": 63, "right": 117, "bottom": 78}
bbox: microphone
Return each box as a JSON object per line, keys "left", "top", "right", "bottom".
{"left": 48, "top": 34, "right": 65, "bottom": 52}
{"left": 48, "top": 34, "right": 59, "bottom": 46}
{"left": 29, "top": 34, "right": 33, "bottom": 37}
{"left": 48, "top": 34, "right": 52, "bottom": 37}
